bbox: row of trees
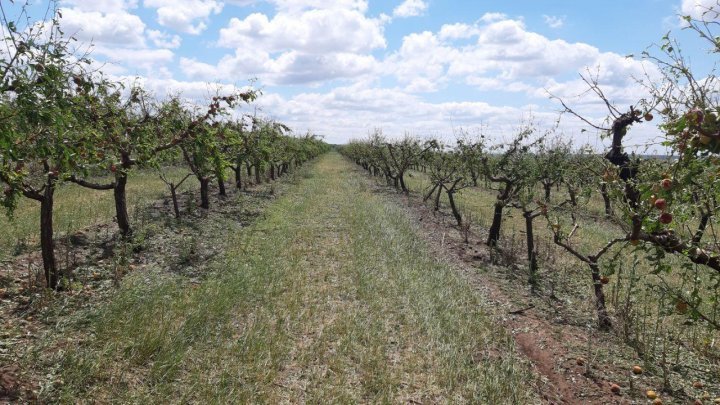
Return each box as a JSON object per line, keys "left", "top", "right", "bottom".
{"left": 0, "top": 7, "right": 328, "bottom": 289}
{"left": 340, "top": 9, "right": 720, "bottom": 331}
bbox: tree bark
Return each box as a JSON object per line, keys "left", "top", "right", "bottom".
{"left": 447, "top": 190, "right": 462, "bottom": 226}
{"left": 234, "top": 165, "right": 242, "bottom": 189}
{"left": 114, "top": 173, "right": 131, "bottom": 237}
{"left": 487, "top": 203, "right": 504, "bottom": 247}
{"left": 200, "top": 177, "right": 210, "bottom": 209}
{"left": 543, "top": 182, "right": 552, "bottom": 202}
{"left": 255, "top": 161, "right": 262, "bottom": 184}
{"left": 170, "top": 184, "right": 181, "bottom": 219}
{"left": 600, "top": 182, "right": 612, "bottom": 216}
{"left": 399, "top": 171, "right": 408, "bottom": 193}
{"left": 589, "top": 261, "right": 612, "bottom": 330}
{"left": 217, "top": 170, "right": 226, "bottom": 197}
{"left": 40, "top": 184, "right": 58, "bottom": 289}
{"left": 525, "top": 212, "right": 538, "bottom": 288}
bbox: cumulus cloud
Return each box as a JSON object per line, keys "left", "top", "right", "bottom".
{"left": 393, "top": 0, "right": 428, "bottom": 18}
{"left": 218, "top": 9, "right": 385, "bottom": 53}
{"left": 543, "top": 15, "right": 565, "bottom": 28}
{"left": 58, "top": 8, "right": 146, "bottom": 47}
{"left": 144, "top": 0, "right": 223, "bottom": 34}
{"left": 202, "top": 2, "right": 385, "bottom": 85}
{"left": 61, "top": 0, "right": 138, "bottom": 12}
{"left": 386, "top": 15, "right": 659, "bottom": 100}
{"left": 147, "top": 30, "right": 182, "bottom": 48}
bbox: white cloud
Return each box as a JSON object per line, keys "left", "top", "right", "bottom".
{"left": 218, "top": 9, "right": 385, "bottom": 53}
{"left": 438, "top": 23, "right": 479, "bottom": 40}
{"left": 61, "top": 0, "right": 138, "bottom": 12}
{"left": 144, "top": 0, "right": 223, "bottom": 34}
{"left": 59, "top": 7, "right": 146, "bottom": 47}
{"left": 543, "top": 15, "right": 564, "bottom": 28}
{"left": 479, "top": 12, "right": 507, "bottom": 23}
{"left": 680, "top": 0, "right": 720, "bottom": 19}
{"left": 209, "top": 3, "right": 385, "bottom": 85}
{"left": 94, "top": 47, "right": 175, "bottom": 76}
{"left": 385, "top": 16, "right": 659, "bottom": 99}
{"left": 393, "top": 0, "right": 428, "bottom": 18}
{"left": 147, "top": 30, "right": 182, "bottom": 48}
{"left": 181, "top": 50, "right": 378, "bottom": 85}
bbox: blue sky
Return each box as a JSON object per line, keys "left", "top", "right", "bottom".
{"left": 6, "top": 0, "right": 718, "bottom": 148}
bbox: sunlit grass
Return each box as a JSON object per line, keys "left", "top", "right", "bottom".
{"left": 49, "top": 153, "right": 537, "bottom": 403}
{"left": 0, "top": 167, "right": 198, "bottom": 260}
{"left": 404, "top": 169, "right": 720, "bottom": 383}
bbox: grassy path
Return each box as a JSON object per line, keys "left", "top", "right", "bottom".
{"left": 54, "top": 152, "right": 536, "bottom": 403}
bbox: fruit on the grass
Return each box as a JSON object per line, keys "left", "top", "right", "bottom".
{"left": 661, "top": 178, "right": 672, "bottom": 190}
{"left": 632, "top": 365, "right": 643, "bottom": 374}
{"left": 647, "top": 390, "right": 657, "bottom": 399}
{"left": 654, "top": 198, "right": 667, "bottom": 211}
{"left": 600, "top": 276, "right": 610, "bottom": 285}
{"left": 610, "top": 383, "right": 621, "bottom": 394}
{"left": 653, "top": 399, "right": 663, "bottom": 405}
{"left": 693, "top": 381, "right": 704, "bottom": 389}
{"left": 659, "top": 212, "right": 673, "bottom": 224}
{"left": 576, "top": 357, "right": 585, "bottom": 366}
{"left": 676, "top": 300, "right": 689, "bottom": 314}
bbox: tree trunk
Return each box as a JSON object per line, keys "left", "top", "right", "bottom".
{"left": 568, "top": 185, "right": 578, "bottom": 206}
{"left": 200, "top": 177, "right": 210, "bottom": 209}
{"left": 487, "top": 203, "right": 504, "bottom": 247}
{"left": 434, "top": 186, "right": 442, "bottom": 211}
{"left": 270, "top": 164, "right": 276, "bottom": 180}
{"left": 447, "top": 190, "right": 462, "bottom": 226}
{"left": 525, "top": 212, "right": 538, "bottom": 289}
{"left": 246, "top": 162, "right": 252, "bottom": 178}
{"left": 399, "top": 171, "right": 408, "bottom": 193}
{"left": 234, "top": 165, "right": 242, "bottom": 189}
{"left": 589, "top": 261, "right": 612, "bottom": 330}
{"left": 600, "top": 182, "right": 612, "bottom": 217}
{"left": 255, "top": 162, "right": 262, "bottom": 184}
{"left": 170, "top": 184, "right": 181, "bottom": 219}
{"left": 114, "top": 173, "right": 131, "bottom": 237}
{"left": 217, "top": 171, "right": 226, "bottom": 197}
{"left": 543, "top": 183, "right": 552, "bottom": 202}
{"left": 40, "top": 184, "right": 58, "bottom": 289}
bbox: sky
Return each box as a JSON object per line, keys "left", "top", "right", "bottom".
{"left": 5, "top": 0, "right": 719, "bottom": 149}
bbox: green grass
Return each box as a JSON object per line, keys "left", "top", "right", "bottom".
{"left": 0, "top": 168, "right": 198, "bottom": 261}
{"left": 403, "top": 169, "right": 720, "bottom": 386}
{"left": 49, "top": 153, "right": 537, "bottom": 403}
